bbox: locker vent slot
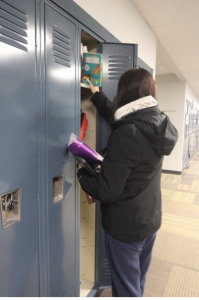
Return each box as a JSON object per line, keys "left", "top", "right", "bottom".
{"left": 104, "top": 258, "right": 111, "bottom": 279}
{"left": 107, "top": 55, "right": 132, "bottom": 80}
{"left": 52, "top": 27, "right": 71, "bottom": 68}
{"left": 0, "top": 0, "right": 28, "bottom": 51}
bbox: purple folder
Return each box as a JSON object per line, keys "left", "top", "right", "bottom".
{"left": 67, "top": 133, "right": 103, "bottom": 163}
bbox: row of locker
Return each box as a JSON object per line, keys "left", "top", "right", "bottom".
{"left": 0, "top": 0, "right": 149, "bottom": 296}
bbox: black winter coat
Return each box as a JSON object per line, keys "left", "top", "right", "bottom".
{"left": 77, "top": 92, "right": 178, "bottom": 242}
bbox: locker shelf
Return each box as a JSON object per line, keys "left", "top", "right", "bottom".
{"left": 80, "top": 278, "right": 94, "bottom": 297}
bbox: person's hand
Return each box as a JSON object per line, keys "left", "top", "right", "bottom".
{"left": 87, "top": 79, "right": 99, "bottom": 94}
{"left": 77, "top": 164, "right": 82, "bottom": 169}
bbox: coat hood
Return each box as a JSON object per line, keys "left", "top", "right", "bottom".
{"left": 114, "top": 96, "right": 158, "bottom": 121}
{"left": 113, "top": 97, "right": 178, "bottom": 157}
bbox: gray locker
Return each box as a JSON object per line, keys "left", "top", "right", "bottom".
{"left": 0, "top": 0, "right": 142, "bottom": 296}
{"left": 136, "top": 57, "right": 153, "bottom": 75}
{"left": 96, "top": 42, "right": 138, "bottom": 288}
{"left": 0, "top": 0, "right": 39, "bottom": 296}
{"left": 43, "top": 2, "right": 78, "bottom": 296}
{"left": 97, "top": 42, "right": 138, "bottom": 148}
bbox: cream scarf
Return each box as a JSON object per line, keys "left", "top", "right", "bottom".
{"left": 114, "top": 96, "right": 158, "bottom": 121}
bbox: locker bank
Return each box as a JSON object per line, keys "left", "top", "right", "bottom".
{"left": 0, "top": 0, "right": 155, "bottom": 296}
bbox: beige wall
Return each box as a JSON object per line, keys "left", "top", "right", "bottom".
{"left": 156, "top": 74, "right": 199, "bottom": 172}
{"left": 73, "top": 0, "right": 157, "bottom": 71}
{"left": 156, "top": 75, "right": 186, "bottom": 172}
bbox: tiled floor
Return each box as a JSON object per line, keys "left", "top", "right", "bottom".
{"left": 100, "top": 152, "right": 199, "bottom": 297}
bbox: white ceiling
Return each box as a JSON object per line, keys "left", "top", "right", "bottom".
{"left": 132, "top": 0, "right": 199, "bottom": 98}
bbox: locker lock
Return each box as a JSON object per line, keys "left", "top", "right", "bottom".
{"left": 53, "top": 174, "right": 64, "bottom": 204}
{"left": 2, "top": 194, "right": 15, "bottom": 212}
{"left": 0, "top": 189, "right": 20, "bottom": 229}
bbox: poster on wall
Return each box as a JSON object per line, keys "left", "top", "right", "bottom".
{"left": 183, "top": 99, "right": 199, "bottom": 169}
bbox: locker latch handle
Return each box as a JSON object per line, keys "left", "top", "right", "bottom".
{"left": 2, "top": 194, "right": 14, "bottom": 212}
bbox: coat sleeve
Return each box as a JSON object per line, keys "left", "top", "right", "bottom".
{"left": 77, "top": 125, "right": 144, "bottom": 203}
{"left": 90, "top": 92, "right": 113, "bottom": 126}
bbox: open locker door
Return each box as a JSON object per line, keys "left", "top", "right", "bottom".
{"left": 97, "top": 42, "right": 138, "bottom": 149}
{"left": 137, "top": 57, "right": 153, "bottom": 75}
{"left": 95, "top": 42, "right": 138, "bottom": 290}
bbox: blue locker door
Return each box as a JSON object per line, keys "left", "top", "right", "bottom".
{"left": 96, "top": 42, "right": 138, "bottom": 289}
{"left": 136, "top": 57, "right": 153, "bottom": 75}
{"left": 44, "top": 3, "right": 78, "bottom": 297}
{"left": 0, "top": 0, "right": 39, "bottom": 296}
{"left": 98, "top": 42, "right": 138, "bottom": 149}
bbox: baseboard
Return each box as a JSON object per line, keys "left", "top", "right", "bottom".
{"left": 162, "top": 169, "right": 182, "bottom": 175}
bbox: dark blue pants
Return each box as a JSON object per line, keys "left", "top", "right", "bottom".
{"left": 105, "top": 231, "right": 157, "bottom": 297}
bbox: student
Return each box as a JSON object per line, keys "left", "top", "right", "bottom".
{"left": 77, "top": 68, "right": 178, "bottom": 297}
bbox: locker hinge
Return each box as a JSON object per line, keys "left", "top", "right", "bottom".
{"left": 75, "top": 53, "right": 77, "bottom": 65}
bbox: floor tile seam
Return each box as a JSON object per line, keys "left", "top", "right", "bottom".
{"left": 183, "top": 172, "right": 199, "bottom": 176}
{"left": 162, "top": 199, "right": 199, "bottom": 206}
{"left": 165, "top": 197, "right": 195, "bottom": 204}
{"left": 168, "top": 199, "right": 198, "bottom": 205}
{"left": 159, "top": 230, "right": 199, "bottom": 241}
{"left": 159, "top": 225, "right": 199, "bottom": 240}
{"left": 181, "top": 175, "right": 199, "bottom": 180}
{"left": 183, "top": 165, "right": 199, "bottom": 172}
{"left": 174, "top": 188, "right": 199, "bottom": 194}
{"left": 166, "top": 190, "right": 198, "bottom": 201}
{"left": 170, "top": 262, "right": 199, "bottom": 274}
{"left": 168, "top": 189, "right": 176, "bottom": 199}
{"left": 161, "top": 188, "right": 174, "bottom": 196}
{"left": 163, "top": 267, "right": 199, "bottom": 297}
{"left": 163, "top": 289, "right": 199, "bottom": 297}
{"left": 161, "top": 221, "right": 199, "bottom": 230}
{"left": 151, "top": 256, "right": 199, "bottom": 272}
{"left": 161, "top": 221, "right": 199, "bottom": 231}
{"left": 178, "top": 180, "right": 199, "bottom": 185}
{"left": 158, "top": 223, "right": 199, "bottom": 241}
{"left": 161, "top": 193, "right": 176, "bottom": 200}
{"left": 161, "top": 188, "right": 180, "bottom": 193}
{"left": 158, "top": 223, "right": 199, "bottom": 239}
{"left": 163, "top": 212, "right": 199, "bottom": 223}
{"left": 162, "top": 212, "right": 199, "bottom": 221}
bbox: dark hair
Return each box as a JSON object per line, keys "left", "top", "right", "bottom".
{"left": 112, "top": 68, "right": 157, "bottom": 115}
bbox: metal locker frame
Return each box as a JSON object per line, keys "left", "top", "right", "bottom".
{"left": 37, "top": 0, "right": 80, "bottom": 296}
{"left": 0, "top": 0, "right": 40, "bottom": 296}
{"left": 97, "top": 42, "right": 138, "bottom": 150}
{"left": 136, "top": 57, "right": 154, "bottom": 75}
{"left": 77, "top": 26, "right": 140, "bottom": 293}
{"left": 0, "top": 0, "right": 153, "bottom": 296}
{"left": 95, "top": 42, "right": 138, "bottom": 290}
{"left": 39, "top": 1, "right": 141, "bottom": 296}
{"left": 78, "top": 24, "right": 106, "bottom": 297}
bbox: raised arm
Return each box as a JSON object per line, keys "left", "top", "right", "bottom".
{"left": 87, "top": 79, "right": 113, "bottom": 126}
